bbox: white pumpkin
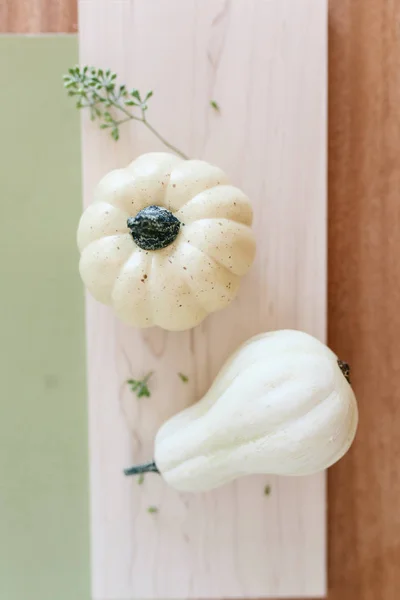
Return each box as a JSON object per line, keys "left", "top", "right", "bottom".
{"left": 125, "top": 330, "right": 358, "bottom": 492}
{"left": 77, "top": 152, "right": 256, "bottom": 331}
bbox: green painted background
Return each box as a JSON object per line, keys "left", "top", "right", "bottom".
{"left": 0, "top": 37, "right": 90, "bottom": 600}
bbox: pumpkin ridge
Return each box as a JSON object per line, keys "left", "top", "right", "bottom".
{"left": 146, "top": 253, "right": 158, "bottom": 325}
{"left": 149, "top": 252, "right": 207, "bottom": 328}
{"left": 158, "top": 386, "right": 341, "bottom": 476}
{"left": 178, "top": 243, "right": 239, "bottom": 312}
{"left": 110, "top": 246, "right": 143, "bottom": 302}
{"left": 182, "top": 219, "right": 256, "bottom": 276}
{"left": 81, "top": 230, "right": 131, "bottom": 251}
{"left": 79, "top": 234, "right": 134, "bottom": 304}
{"left": 93, "top": 200, "right": 131, "bottom": 217}
{"left": 175, "top": 185, "right": 253, "bottom": 226}
{"left": 182, "top": 239, "right": 238, "bottom": 278}
{"left": 110, "top": 249, "right": 153, "bottom": 326}
{"left": 77, "top": 202, "right": 131, "bottom": 251}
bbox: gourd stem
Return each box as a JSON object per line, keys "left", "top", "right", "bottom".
{"left": 337, "top": 359, "right": 351, "bottom": 384}
{"left": 124, "top": 461, "right": 159, "bottom": 477}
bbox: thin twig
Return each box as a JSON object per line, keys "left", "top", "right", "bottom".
{"left": 63, "top": 66, "right": 189, "bottom": 157}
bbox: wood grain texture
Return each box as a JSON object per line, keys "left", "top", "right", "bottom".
{"left": 79, "top": 1, "right": 327, "bottom": 598}
{"left": 0, "top": 0, "right": 77, "bottom": 33}
{"left": 327, "top": 1, "right": 400, "bottom": 599}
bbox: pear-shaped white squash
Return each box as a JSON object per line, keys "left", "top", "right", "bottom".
{"left": 125, "top": 330, "right": 358, "bottom": 492}
{"left": 77, "top": 152, "right": 256, "bottom": 331}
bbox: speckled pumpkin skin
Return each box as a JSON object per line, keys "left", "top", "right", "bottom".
{"left": 77, "top": 152, "right": 256, "bottom": 331}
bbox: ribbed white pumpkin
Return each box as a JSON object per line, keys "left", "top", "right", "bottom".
{"left": 77, "top": 152, "right": 256, "bottom": 331}
{"left": 125, "top": 330, "right": 358, "bottom": 492}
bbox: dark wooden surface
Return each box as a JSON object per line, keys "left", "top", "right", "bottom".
{"left": 2, "top": 1, "right": 399, "bottom": 598}
{"left": 0, "top": 0, "right": 77, "bottom": 32}
{"left": 327, "top": 1, "right": 400, "bottom": 598}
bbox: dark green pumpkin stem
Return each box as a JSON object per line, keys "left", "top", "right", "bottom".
{"left": 338, "top": 359, "right": 351, "bottom": 384}
{"left": 124, "top": 461, "right": 159, "bottom": 477}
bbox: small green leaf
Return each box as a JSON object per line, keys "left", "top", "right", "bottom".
{"left": 137, "top": 473, "right": 145, "bottom": 485}
{"left": 147, "top": 506, "right": 158, "bottom": 514}
{"left": 144, "top": 90, "right": 154, "bottom": 101}
{"left": 210, "top": 100, "right": 220, "bottom": 112}
{"left": 124, "top": 99, "right": 139, "bottom": 106}
{"left": 131, "top": 89, "right": 141, "bottom": 101}
{"left": 178, "top": 373, "right": 189, "bottom": 383}
{"left": 137, "top": 385, "right": 150, "bottom": 398}
{"left": 100, "top": 124, "right": 109, "bottom": 129}
{"left": 127, "top": 372, "right": 153, "bottom": 398}
{"left": 111, "top": 128, "right": 119, "bottom": 141}
{"left": 264, "top": 484, "right": 271, "bottom": 496}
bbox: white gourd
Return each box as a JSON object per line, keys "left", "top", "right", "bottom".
{"left": 77, "top": 152, "right": 256, "bottom": 331}
{"left": 125, "top": 330, "right": 358, "bottom": 493}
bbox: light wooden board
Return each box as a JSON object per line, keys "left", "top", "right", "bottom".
{"left": 79, "top": 1, "right": 327, "bottom": 598}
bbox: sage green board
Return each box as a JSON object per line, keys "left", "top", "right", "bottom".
{"left": 0, "top": 37, "right": 90, "bottom": 600}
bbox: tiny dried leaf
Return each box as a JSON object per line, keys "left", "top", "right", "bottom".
{"left": 178, "top": 372, "right": 189, "bottom": 383}
{"left": 264, "top": 484, "right": 271, "bottom": 496}
{"left": 127, "top": 372, "right": 153, "bottom": 398}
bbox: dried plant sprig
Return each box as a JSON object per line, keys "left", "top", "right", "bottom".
{"left": 63, "top": 65, "right": 188, "bottom": 158}
{"left": 127, "top": 372, "right": 153, "bottom": 398}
